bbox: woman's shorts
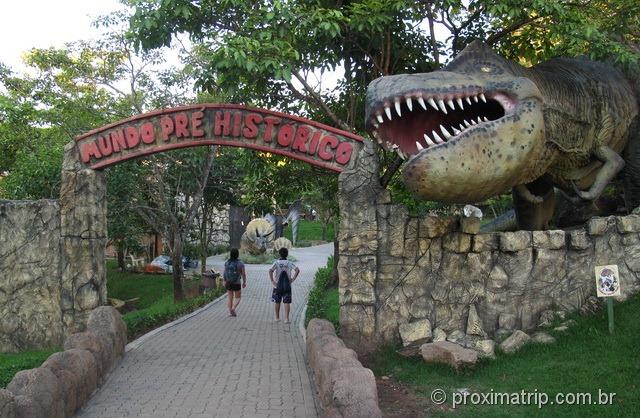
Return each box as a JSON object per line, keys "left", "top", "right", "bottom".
{"left": 271, "top": 288, "right": 292, "bottom": 304}
{"left": 225, "top": 282, "right": 241, "bottom": 291}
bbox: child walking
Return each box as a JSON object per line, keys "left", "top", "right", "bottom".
{"left": 223, "top": 248, "right": 246, "bottom": 317}
{"left": 268, "top": 247, "right": 300, "bottom": 323}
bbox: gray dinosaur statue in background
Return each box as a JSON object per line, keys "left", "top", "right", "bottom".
{"left": 264, "top": 201, "right": 302, "bottom": 245}
{"left": 365, "top": 41, "right": 640, "bottom": 230}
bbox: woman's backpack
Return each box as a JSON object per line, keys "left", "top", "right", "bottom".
{"left": 224, "top": 260, "right": 241, "bottom": 283}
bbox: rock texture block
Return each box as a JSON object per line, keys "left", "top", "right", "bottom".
{"left": 500, "top": 330, "right": 531, "bottom": 354}
{"left": 399, "top": 319, "right": 432, "bottom": 346}
{"left": 7, "top": 368, "right": 63, "bottom": 418}
{"left": 420, "top": 341, "right": 478, "bottom": 371}
{"left": 306, "top": 319, "right": 382, "bottom": 418}
{"left": 0, "top": 389, "right": 16, "bottom": 418}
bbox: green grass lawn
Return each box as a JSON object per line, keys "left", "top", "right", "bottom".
{"left": 284, "top": 219, "right": 335, "bottom": 243}
{"left": 0, "top": 348, "right": 59, "bottom": 388}
{"left": 367, "top": 294, "right": 640, "bottom": 417}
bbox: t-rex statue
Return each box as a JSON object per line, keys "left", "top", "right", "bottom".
{"left": 365, "top": 41, "right": 640, "bottom": 230}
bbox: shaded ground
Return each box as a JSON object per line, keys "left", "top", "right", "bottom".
{"left": 376, "top": 375, "right": 430, "bottom": 418}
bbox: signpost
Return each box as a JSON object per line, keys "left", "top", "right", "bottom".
{"left": 594, "top": 264, "right": 621, "bottom": 334}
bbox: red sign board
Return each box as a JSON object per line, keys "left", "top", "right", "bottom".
{"left": 75, "top": 104, "right": 363, "bottom": 172}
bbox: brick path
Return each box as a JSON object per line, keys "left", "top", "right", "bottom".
{"left": 76, "top": 244, "right": 333, "bottom": 418}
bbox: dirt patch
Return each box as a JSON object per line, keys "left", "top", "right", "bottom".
{"left": 376, "top": 375, "right": 430, "bottom": 417}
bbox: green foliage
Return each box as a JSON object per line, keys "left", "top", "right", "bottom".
{"left": 304, "top": 256, "right": 338, "bottom": 330}
{"left": 126, "top": 0, "right": 640, "bottom": 215}
{"left": 368, "top": 295, "right": 640, "bottom": 416}
{"left": 0, "top": 348, "right": 59, "bottom": 388}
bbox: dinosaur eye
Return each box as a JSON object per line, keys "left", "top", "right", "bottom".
{"left": 477, "top": 62, "right": 503, "bottom": 74}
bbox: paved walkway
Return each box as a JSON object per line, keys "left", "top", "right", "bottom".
{"left": 76, "top": 244, "right": 333, "bottom": 418}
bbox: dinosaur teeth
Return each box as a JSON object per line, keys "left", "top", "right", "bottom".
{"left": 385, "top": 106, "right": 392, "bottom": 120}
{"left": 405, "top": 97, "right": 413, "bottom": 112}
{"left": 432, "top": 130, "right": 444, "bottom": 143}
{"left": 416, "top": 141, "right": 424, "bottom": 151}
{"left": 463, "top": 120, "right": 471, "bottom": 127}
{"left": 446, "top": 99, "right": 455, "bottom": 110}
{"left": 397, "top": 149, "right": 406, "bottom": 160}
{"left": 437, "top": 99, "right": 448, "bottom": 114}
{"left": 394, "top": 99, "right": 402, "bottom": 116}
{"left": 473, "top": 95, "right": 479, "bottom": 103}
{"left": 452, "top": 127, "right": 461, "bottom": 135}
{"left": 482, "top": 116, "right": 489, "bottom": 122}
{"left": 376, "top": 114, "right": 384, "bottom": 124}
{"left": 470, "top": 119, "right": 477, "bottom": 125}
{"left": 440, "top": 125, "right": 452, "bottom": 139}
{"left": 479, "top": 93, "right": 487, "bottom": 103}
{"left": 477, "top": 116, "right": 483, "bottom": 123}
{"left": 427, "top": 97, "right": 439, "bottom": 111}
{"left": 423, "top": 134, "right": 435, "bottom": 146}
{"left": 456, "top": 98, "right": 464, "bottom": 109}
{"left": 418, "top": 97, "right": 428, "bottom": 110}
{"left": 465, "top": 97, "right": 472, "bottom": 105}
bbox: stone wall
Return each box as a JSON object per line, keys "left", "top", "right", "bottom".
{"left": 338, "top": 142, "right": 640, "bottom": 353}
{"left": 0, "top": 200, "right": 65, "bottom": 352}
{"left": 209, "top": 205, "right": 230, "bottom": 247}
{"left": 0, "top": 142, "right": 108, "bottom": 352}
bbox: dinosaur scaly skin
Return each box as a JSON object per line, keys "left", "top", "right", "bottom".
{"left": 365, "top": 42, "right": 639, "bottom": 221}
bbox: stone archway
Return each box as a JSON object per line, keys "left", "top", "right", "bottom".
{"left": 58, "top": 104, "right": 364, "bottom": 340}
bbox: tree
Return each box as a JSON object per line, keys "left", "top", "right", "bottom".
{"left": 132, "top": 147, "right": 217, "bottom": 300}
{"left": 126, "top": 0, "right": 640, "bottom": 217}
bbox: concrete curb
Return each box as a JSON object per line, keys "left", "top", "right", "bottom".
{"left": 125, "top": 291, "right": 228, "bottom": 352}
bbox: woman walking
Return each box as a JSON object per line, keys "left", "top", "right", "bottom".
{"left": 223, "top": 248, "right": 246, "bottom": 317}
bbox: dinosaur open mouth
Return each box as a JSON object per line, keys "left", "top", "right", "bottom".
{"left": 367, "top": 90, "right": 509, "bottom": 160}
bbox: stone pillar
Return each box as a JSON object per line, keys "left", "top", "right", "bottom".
{"left": 337, "top": 140, "right": 386, "bottom": 353}
{"left": 59, "top": 141, "right": 108, "bottom": 334}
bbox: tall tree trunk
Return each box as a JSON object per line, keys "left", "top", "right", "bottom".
{"left": 200, "top": 201, "right": 208, "bottom": 275}
{"left": 170, "top": 226, "right": 185, "bottom": 301}
{"left": 116, "top": 242, "right": 126, "bottom": 271}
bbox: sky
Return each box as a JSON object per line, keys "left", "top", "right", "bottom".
{"left": 0, "top": 0, "right": 124, "bottom": 71}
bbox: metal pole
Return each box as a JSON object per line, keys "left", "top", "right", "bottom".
{"left": 607, "top": 297, "right": 614, "bottom": 334}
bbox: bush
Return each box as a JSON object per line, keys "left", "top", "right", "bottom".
{"left": 305, "top": 256, "right": 339, "bottom": 330}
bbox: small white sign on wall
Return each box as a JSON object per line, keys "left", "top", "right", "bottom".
{"left": 595, "top": 265, "right": 621, "bottom": 297}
